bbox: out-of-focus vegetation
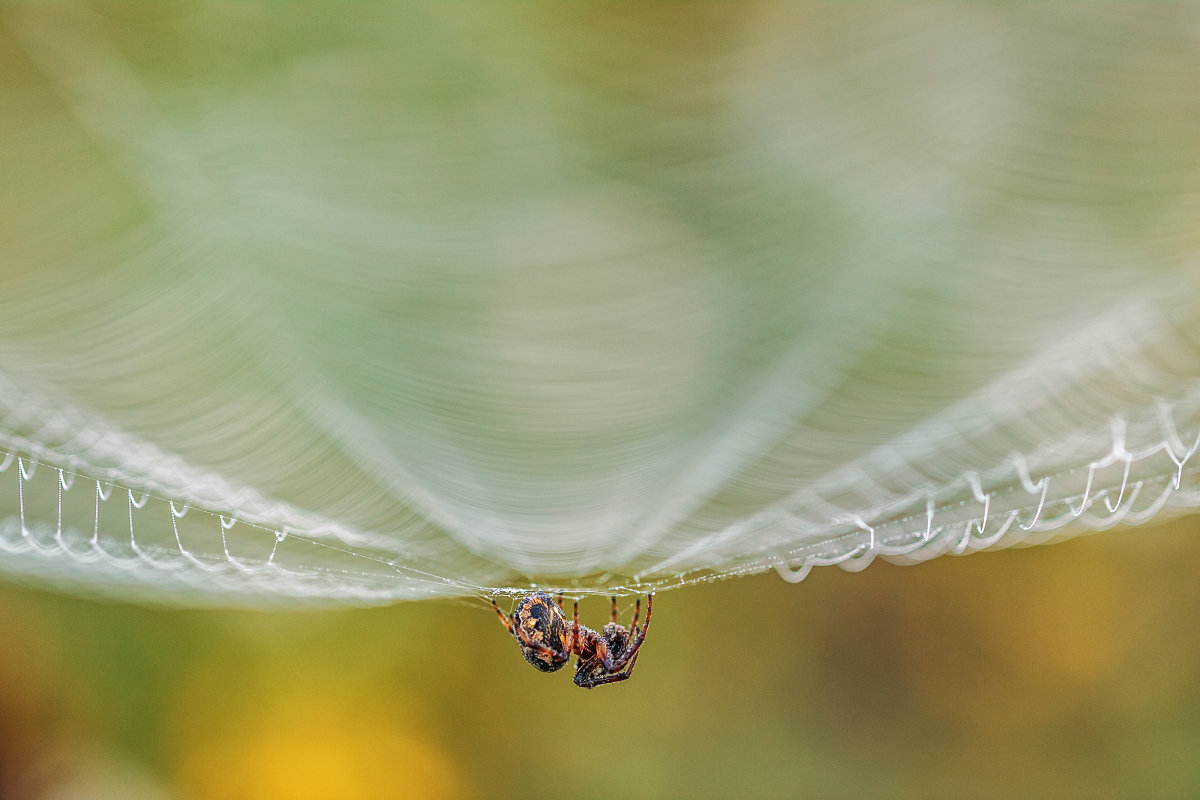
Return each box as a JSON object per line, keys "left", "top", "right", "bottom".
{"left": 3, "top": 4, "right": 1200, "bottom": 797}
{"left": 2, "top": 516, "right": 1199, "bottom": 799}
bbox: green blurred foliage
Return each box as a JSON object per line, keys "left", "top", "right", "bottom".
{"left": 2, "top": 10, "right": 1200, "bottom": 794}
{"left": 2, "top": 516, "right": 1200, "bottom": 798}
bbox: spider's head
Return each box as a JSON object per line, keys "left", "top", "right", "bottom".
{"left": 601, "top": 622, "right": 632, "bottom": 660}
{"left": 513, "top": 591, "right": 570, "bottom": 672}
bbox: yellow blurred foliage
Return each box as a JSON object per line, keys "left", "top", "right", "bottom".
{"left": 171, "top": 667, "right": 465, "bottom": 800}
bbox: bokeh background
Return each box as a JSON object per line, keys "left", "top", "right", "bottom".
{"left": 4, "top": 3, "right": 1200, "bottom": 798}
{"left": 2, "top": 516, "right": 1200, "bottom": 799}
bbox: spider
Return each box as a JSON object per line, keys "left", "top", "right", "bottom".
{"left": 491, "top": 590, "right": 653, "bottom": 688}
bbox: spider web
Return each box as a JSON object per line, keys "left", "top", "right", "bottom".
{"left": 1, "top": 3, "right": 1199, "bottom": 607}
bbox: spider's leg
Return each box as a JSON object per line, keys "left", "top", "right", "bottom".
{"left": 610, "top": 595, "right": 618, "bottom": 624}
{"left": 491, "top": 598, "right": 515, "bottom": 634}
{"left": 629, "top": 596, "right": 640, "bottom": 635}
{"left": 570, "top": 598, "right": 581, "bottom": 656}
{"left": 620, "top": 642, "right": 642, "bottom": 677}
{"left": 552, "top": 594, "right": 576, "bottom": 654}
{"left": 575, "top": 664, "right": 635, "bottom": 688}
{"left": 573, "top": 655, "right": 598, "bottom": 685}
{"left": 572, "top": 648, "right": 610, "bottom": 688}
{"left": 580, "top": 638, "right": 644, "bottom": 688}
{"left": 607, "top": 593, "right": 652, "bottom": 672}
{"left": 516, "top": 634, "right": 570, "bottom": 663}
{"left": 576, "top": 671, "right": 632, "bottom": 688}
{"left": 511, "top": 620, "right": 572, "bottom": 663}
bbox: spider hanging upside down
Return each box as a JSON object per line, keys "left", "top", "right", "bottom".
{"left": 492, "top": 590, "right": 654, "bottom": 688}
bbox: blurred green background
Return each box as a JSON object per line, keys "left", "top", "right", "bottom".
{"left": 3, "top": 517, "right": 1199, "bottom": 799}
{"left": 4, "top": 4, "right": 1200, "bottom": 798}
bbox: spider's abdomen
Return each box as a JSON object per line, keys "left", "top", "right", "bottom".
{"left": 514, "top": 591, "right": 568, "bottom": 672}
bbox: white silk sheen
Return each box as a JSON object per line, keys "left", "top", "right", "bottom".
{"left": 0, "top": 4, "right": 1198, "bottom": 606}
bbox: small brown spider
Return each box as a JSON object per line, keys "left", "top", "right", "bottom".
{"left": 491, "top": 590, "right": 653, "bottom": 688}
